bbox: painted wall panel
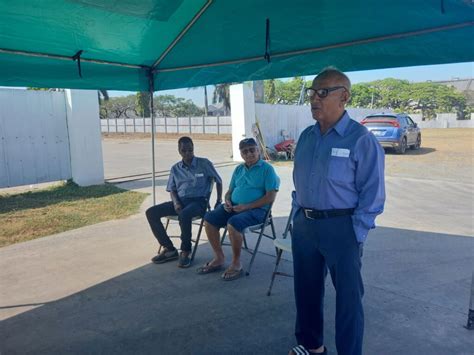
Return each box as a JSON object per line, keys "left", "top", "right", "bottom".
{"left": 0, "top": 89, "right": 71, "bottom": 188}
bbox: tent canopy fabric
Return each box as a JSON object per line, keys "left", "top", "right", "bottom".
{"left": 0, "top": 0, "right": 472, "bottom": 92}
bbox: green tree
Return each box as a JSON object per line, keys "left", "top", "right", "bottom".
{"left": 213, "top": 83, "right": 231, "bottom": 115}
{"left": 188, "top": 86, "right": 208, "bottom": 115}
{"left": 265, "top": 79, "right": 277, "bottom": 103}
{"left": 135, "top": 92, "right": 150, "bottom": 117}
{"left": 350, "top": 78, "right": 467, "bottom": 119}
{"left": 101, "top": 95, "right": 135, "bottom": 118}
{"left": 264, "top": 77, "right": 311, "bottom": 104}
{"left": 153, "top": 95, "right": 177, "bottom": 117}
{"left": 350, "top": 84, "right": 378, "bottom": 108}
{"left": 171, "top": 98, "right": 204, "bottom": 117}
{"left": 98, "top": 90, "right": 109, "bottom": 108}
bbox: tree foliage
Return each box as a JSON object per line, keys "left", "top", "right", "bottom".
{"left": 212, "top": 83, "right": 231, "bottom": 115}
{"left": 135, "top": 91, "right": 150, "bottom": 117}
{"left": 350, "top": 79, "right": 468, "bottom": 119}
{"left": 100, "top": 93, "right": 203, "bottom": 119}
{"left": 264, "top": 77, "right": 311, "bottom": 105}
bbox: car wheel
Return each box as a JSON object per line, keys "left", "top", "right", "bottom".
{"left": 396, "top": 137, "right": 407, "bottom": 154}
{"left": 410, "top": 135, "right": 421, "bottom": 150}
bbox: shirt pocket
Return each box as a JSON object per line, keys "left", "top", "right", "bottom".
{"left": 327, "top": 156, "right": 355, "bottom": 183}
{"left": 194, "top": 172, "right": 207, "bottom": 186}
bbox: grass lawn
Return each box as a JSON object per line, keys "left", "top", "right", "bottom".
{"left": 0, "top": 181, "right": 148, "bottom": 247}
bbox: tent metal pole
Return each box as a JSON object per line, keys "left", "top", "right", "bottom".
{"left": 0, "top": 48, "right": 144, "bottom": 69}
{"left": 151, "top": 0, "right": 213, "bottom": 70}
{"left": 154, "top": 21, "right": 473, "bottom": 74}
{"left": 148, "top": 71, "right": 156, "bottom": 205}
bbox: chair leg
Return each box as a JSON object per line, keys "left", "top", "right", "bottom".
{"left": 158, "top": 218, "right": 172, "bottom": 254}
{"left": 246, "top": 227, "right": 266, "bottom": 276}
{"left": 270, "top": 219, "right": 277, "bottom": 240}
{"left": 191, "top": 219, "right": 204, "bottom": 262}
{"left": 270, "top": 220, "right": 278, "bottom": 256}
{"left": 267, "top": 248, "right": 283, "bottom": 296}
{"left": 242, "top": 234, "right": 249, "bottom": 250}
{"left": 220, "top": 227, "right": 228, "bottom": 245}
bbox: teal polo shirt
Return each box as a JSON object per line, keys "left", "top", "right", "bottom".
{"left": 230, "top": 159, "right": 280, "bottom": 206}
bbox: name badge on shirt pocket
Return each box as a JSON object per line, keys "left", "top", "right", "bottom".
{"left": 331, "top": 148, "right": 350, "bottom": 158}
{"left": 195, "top": 173, "right": 204, "bottom": 177}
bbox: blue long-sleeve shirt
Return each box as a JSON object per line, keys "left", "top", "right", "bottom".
{"left": 293, "top": 111, "right": 385, "bottom": 242}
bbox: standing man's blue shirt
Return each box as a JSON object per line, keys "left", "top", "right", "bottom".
{"left": 230, "top": 159, "right": 280, "bottom": 207}
{"left": 293, "top": 111, "right": 385, "bottom": 242}
{"left": 167, "top": 157, "right": 222, "bottom": 199}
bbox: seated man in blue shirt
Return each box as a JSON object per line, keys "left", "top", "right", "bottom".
{"left": 197, "top": 138, "right": 280, "bottom": 281}
{"left": 146, "top": 136, "right": 223, "bottom": 268}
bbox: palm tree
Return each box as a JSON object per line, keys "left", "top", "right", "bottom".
{"left": 98, "top": 90, "right": 109, "bottom": 105}
{"left": 213, "top": 83, "right": 231, "bottom": 115}
{"left": 188, "top": 86, "right": 209, "bottom": 115}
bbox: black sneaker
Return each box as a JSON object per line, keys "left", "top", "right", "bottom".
{"left": 151, "top": 248, "right": 178, "bottom": 264}
{"left": 178, "top": 251, "right": 192, "bottom": 268}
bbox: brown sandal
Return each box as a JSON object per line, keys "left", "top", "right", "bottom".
{"left": 221, "top": 268, "right": 244, "bottom": 281}
{"left": 196, "top": 262, "right": 224, "bottom": 275}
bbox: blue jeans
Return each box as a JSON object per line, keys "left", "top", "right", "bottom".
{"left": 292, "top": 208, "right": 364, "bottom": 355}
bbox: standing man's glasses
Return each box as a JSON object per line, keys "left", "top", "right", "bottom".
{"left": 305, "top": 86, "right": 347, "bottom": 99}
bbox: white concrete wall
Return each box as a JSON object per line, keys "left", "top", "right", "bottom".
{"left": 255, "top": 104, "right": 391, "bottom": 148}
{"left": 65, "top": 90, "right": 104, "bottom": 186}
{"left": 0, "top": 89, "right": 71, "bottom": 188}
{"left": 0, "top": 88, "right": 104, "bottom": 188}
{"left": 100, "top": 116, "right": 232, "bottom": 134}
{"left": 410, "top": 113, "right": 474, "bottom": 128}
{"left": 230, "top": 83, "right": 256, "bottom": 161}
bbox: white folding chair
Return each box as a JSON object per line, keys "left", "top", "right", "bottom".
{"left": 220, "top": 203, "right": 277, "bottom": 276}
{"left": 267, "top": 203, "right": 295, "bottom": 296}
{"left": 160, "top": 179, "right": 214, "bottom": 262}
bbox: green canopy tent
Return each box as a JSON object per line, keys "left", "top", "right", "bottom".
{"left": 1, "top": 0, "right": 473, "bottom": 202}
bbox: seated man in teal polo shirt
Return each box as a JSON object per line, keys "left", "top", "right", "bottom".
{"left": 197, "top": 138, "right": 280, "bottom": 281}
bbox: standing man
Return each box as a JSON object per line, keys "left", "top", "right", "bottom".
{"left": 146, "top": 136, "right": 222, "bottom": 268}
{"left": 289, "top": 68, "right": 385, "bottom": 355}
{"left": 197, "top": 138, "right": 280, "bottom": 281}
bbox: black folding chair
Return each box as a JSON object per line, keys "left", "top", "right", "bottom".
{"left": 220, "top": 203, "right": 277, "bottom": 276}
{"left": 159, "top": 179, "right": 214, "bottom": 263}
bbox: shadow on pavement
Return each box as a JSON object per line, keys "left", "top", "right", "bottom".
{"left": 385, "top": 147, "right": 436, "bottom": 155}
{"left": 1, "top": 219, "right": 473, "bottom": 355}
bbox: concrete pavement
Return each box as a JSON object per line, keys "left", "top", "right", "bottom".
{"left": 1, "top": 139, "right": 473, "bottom": 354}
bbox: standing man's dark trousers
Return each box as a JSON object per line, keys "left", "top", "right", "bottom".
{"left": 146, "top": 197, "right": 207, "bottom": 252}
{"left": 292, "top": 209, "right": 364, "bottom": 355}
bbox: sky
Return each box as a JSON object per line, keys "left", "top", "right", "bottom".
{"left": 108, "top": 62, "right": 473, "bottom": 107}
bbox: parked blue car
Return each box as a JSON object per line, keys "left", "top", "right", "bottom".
{"left": 361, "top": 113, "right": 421, "bottom": 154}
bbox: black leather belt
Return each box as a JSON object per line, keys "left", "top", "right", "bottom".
{"left": 303, "top": 208, "right": 354, "bottom": 220}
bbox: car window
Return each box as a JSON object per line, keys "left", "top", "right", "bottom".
{"left": 365, "top": 116, "right": 397, "bottom": 121}
{"left": 398, "top": 117, "right": 407, "bottom": 127}
{"left": 406, "top": 117, "right": 415, "bottom": 126}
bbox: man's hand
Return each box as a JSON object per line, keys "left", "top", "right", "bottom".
{"left": 232, "top": 204, "right": 248, "bottom": 213}
{"left": 223, "top": 199, "right": 233, "bottom": 212}
{"left": 174, "top": 202, "right": 182, "bottom": 213}
{"left": 214, "top": 199, "right": 222, "bottom": 209}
